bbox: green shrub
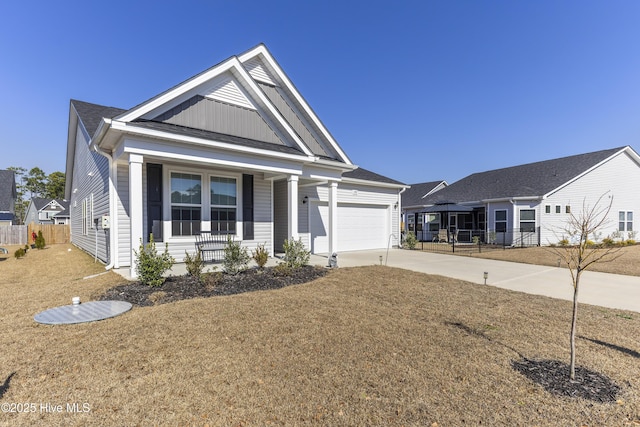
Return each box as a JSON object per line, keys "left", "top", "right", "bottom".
{"left": 134, "top": 234, "right": 174, "bottom": 287}
{"left": 625, "top": 239, "right": 636, "bottom": 246}
{"left": 184, "top": 250, "right": 205, "bottom": 280}
{"left": 252, "top": 243, "right": 269, "bottom": 269}
{"left": 602, "top": 237, "right": 616, "bottom": 247}
{"left": 274, "top": 262, "right": 292, "bottom": 277}
{"left": 282, "top": 238, "right": 310, "bottom": 269}
{"left": 35, "top": 230, "right": 46, "bottom": 249}
{"left": 559, "top": 238, "right": 569, "bottom": 247}
{"left": 14, "top": 248, "right": 25, "bottom": 259}
{"left": 404, "top": 231, "right": 417, "bottom": 250}
{"left": 223, "top": 237, "right": 250, "bottom": 275}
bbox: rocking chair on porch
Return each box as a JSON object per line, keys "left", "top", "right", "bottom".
{"left": 433, "top": 229, "right": 448, "bottom": 243}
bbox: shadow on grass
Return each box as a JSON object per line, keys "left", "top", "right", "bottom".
{"left": 445, "top": 321, "right": 623, "bottom": 403}
{"left": 579, "top": 336, "right": 640, "bottom": 359}
{"left": 0, "top": 372, "right": 16, "bottom": 399}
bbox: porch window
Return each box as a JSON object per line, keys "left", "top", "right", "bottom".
{"left": 619, "top": 211, "right": 633, "bottom": 232}
{"left": 210, "top": 176, "right": 237, "bottom": 234}
{"left": 495, "top": 210, "right": 507, "bottom": 233}
{"left": 519, "top": 209, "right": 536, "bottom": 232}
{"left": 171, "top": 173, "right": 202, "bottom": 236}
{"left": 426, "top": 213, "right": 440, "bottom": 232}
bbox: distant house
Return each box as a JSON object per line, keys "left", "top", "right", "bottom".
{"left": 65, "top": 44, "right": 407, "bottom": 277}
{"left": 400, "top": 181, "right": 448, "bottom": 239}
{"left": 405, "top": 146, "right": 640, "bottom": 246}
{"left": 0, "top": 170, "right": 17, "bottom": 226}
{"left": 24, "top": 198, "right": 70, "bottom": 225}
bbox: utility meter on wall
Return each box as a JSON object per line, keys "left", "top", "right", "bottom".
{"left": 101, "top": 215, "right": 111, "bottom": 229}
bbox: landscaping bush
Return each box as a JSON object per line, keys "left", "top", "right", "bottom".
{"left": 14, "top": 248, "right": 26, "bottom": 259}
{"left": 252, "top": 243, "right": 269, "bottom": 269}
{"left": 184, "top": 250, "right": 205, "bottom": 280}
{"left": 223, "top": 237, "right": 250, "bottom": 275}
{"left": 35, "top": 230, "right": 46, "bottom": 249}
{"left": 404, "top": 231, "right": 417, "bottom": 250}
{"left": 134, "top": 234, "right": 174, "bottom": 287}
{"left": 602, "top": 237, "right": 616, "bottom": 247}
{"left": 559, "top": 238, "right": 569, "bottom": 247}
{"left": 282, "top": 238, "right": 310, "bottom": 269}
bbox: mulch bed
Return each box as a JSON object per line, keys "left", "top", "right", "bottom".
{"left": 98, "top": 265, "right": 328, "bottom": 307}
{"left": 511, "top": 358, "right": 622, "bottom": 403}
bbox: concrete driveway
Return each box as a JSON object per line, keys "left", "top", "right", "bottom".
{"left": 311, "top": 249, "right": 640, "bottom": 313}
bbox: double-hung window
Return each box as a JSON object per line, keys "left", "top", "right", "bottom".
{"left": 171, "top": 173, "right": 202, "bottom": 236}
{"left": 519, "top": 209, "right": 536, "bottom": 232}
{"left": 619, "top": 211, "right": 633, "bottom": 232}
{"left": 495, "top": 210, "right": 507, "bottom": 233}
{"left": 210, "top": 176, "right": 237, "bottom": 235}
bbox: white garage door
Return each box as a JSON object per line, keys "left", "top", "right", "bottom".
{"left": 310, "top": 202, "right": 389, "bottom": 254}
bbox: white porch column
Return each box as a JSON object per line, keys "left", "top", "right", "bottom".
{"left": 129, "top": 154, "right": 144, "bottom": 278}
{"left": 328, "top": 180, "right": 338, "bottom": 255}
{"left": 287, "top": 175, "right": 299, "bottom": 240}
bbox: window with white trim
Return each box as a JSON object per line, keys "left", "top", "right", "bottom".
{"left": 171, "top": 172, "right": 202, "bottom": 236}
{"left": 619, "top": 211, "right": 633, "bottom": 232}
{"left": 495, "top": 210, "right": 507, "bottom": 232}
{"left": 210, "top": 176, "right": 237, "bottom": 235}
{"left": 82, "top": 199, "right": 88, "bottom": 235}
{"left": 426, "top": 213, "right": 440, "bottom": 232}
{"left": 545, "top": 205, "right": 551, "bottom": 214}
{"left": 519, "top": 209, "right": 536, "bottom": 232}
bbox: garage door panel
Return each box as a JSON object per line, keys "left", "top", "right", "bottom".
{"left": 310, "top": 202, "right": 388, "bottom": 254}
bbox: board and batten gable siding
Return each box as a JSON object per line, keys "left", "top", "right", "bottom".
{"left": 539, "top": 150, "right": 640, "bottom": 245}
{"left": 69, "top": 123, "right": 110, "bottom": 263}
{"left": 258, "top": 83, "right": 334, "bottom": 159}
{"left": 153, "top": 95, "right": 285, "bottom": 146}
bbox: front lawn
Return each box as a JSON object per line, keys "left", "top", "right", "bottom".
{"left": 0, "top": 244, "right": 638, "bottom": 426}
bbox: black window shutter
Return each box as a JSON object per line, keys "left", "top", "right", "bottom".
{"left": 242, "top": 174, "right": 254, "bottom": 240}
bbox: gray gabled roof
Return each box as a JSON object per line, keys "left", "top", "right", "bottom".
{"left": 402, "top": 181, "right": 447, "bottom": 207}
{"left": 30, "top": 197, "right": 69, "bottom": 212}
{"left": 342, "top": 167, "right": 405, "bottom": 186}
{"left": 0, "top": 170, "right": 16, "bottom": 211}
{"left": 71, "top": 100, "right": 126, "bottom": 139}
{"left": 422, "top": 147, "right": 629, "bottom": 205}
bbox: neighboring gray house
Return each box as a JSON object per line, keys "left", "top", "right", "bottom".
{"left": 65, "top": 44, "right": 407, "bottom": 277}
{"left": 408, "top": 146, "right": 640, "bottom": 246}
{"left": 0, "top": 170, "right": 17, "bottom": 226}
{"left": 24, "top": 198, "right": 70, "bottom": 225}
{"left": 400, "top": 180, "right": 448, "bottom": 239}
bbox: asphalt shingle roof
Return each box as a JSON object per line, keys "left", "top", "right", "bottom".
{"left": 71, "top": 100, "right": 126, "bottom": 138}
{"left": 342, "top": 167, "right": 405, "bottom": 186}
{"left": 0, "top": 170, "right": 16, "bottom": 211}
{"left": 402, "top": 181, "right": 446, "bottom": 207}
{"left": 422, "top": 147, "right": 626, "bottom": 204}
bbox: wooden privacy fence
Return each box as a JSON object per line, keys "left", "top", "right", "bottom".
{"left": 27, "top": 223, "right": 71, "bottom": 245}
{"left": 0, "top": 225, "right": 27, "bottom": 245}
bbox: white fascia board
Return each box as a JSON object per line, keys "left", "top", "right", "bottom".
{"left": 543, "top": 147, "right": 632, "bottom": 199}
{"left": 112, "top": 56, "right": 315, "bottom": 158}
{"left": 114, "top": 57, "right": 238, "bottom": 123}
{"left": 341, "top": 176, "right": 409, "bottom": 190}
{"left": 108, "top": 120, "right": 313, "bottom": 163}
{"left": 238, "top": 45, "right": 353, "bottom": 165}
{"left": 115, "top": 137, "right": 304, "bottom": 176}
{"left": 481, "top": 196, "right": 541, "bottom": 204}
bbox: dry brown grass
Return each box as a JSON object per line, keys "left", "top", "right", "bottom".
{"left": 0, "top": 244, "right": 639, "bottom": 426}
{"left": 470, "top": 244, "right": 640, "bottom": 276}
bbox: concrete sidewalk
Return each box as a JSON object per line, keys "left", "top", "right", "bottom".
{"left": 312, "top": 249, "right": 640, "bottom": 313}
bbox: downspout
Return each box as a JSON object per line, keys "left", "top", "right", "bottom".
{"left": 92, "top": 142, "right": 117, "bottom": 271}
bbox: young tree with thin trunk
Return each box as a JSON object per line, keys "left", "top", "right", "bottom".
{"left": 548, "top": 192, "right": 622, "bottom": 379}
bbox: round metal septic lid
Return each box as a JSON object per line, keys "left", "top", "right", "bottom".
{"left": 34, "top": 300, "right": 133, "bottom": 325}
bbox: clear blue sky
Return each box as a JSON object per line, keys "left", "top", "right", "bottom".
{"left": 2, "top": 1, "right": 640, "bottom": 185}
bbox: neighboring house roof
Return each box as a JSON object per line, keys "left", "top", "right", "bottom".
{"left": 402, "top": 181, "right": 448, "bottom": 207}
{"left": 0, "top": 169, "right": 17, "bottom": 212}
{"left": 30, "top": 197, "right": 69, "bottom": 211}
{"left": 422, "top": 146, "right": 634, "bottom": 205}
{"left": 343, "top": 167, "right": 406, "bottom": 186}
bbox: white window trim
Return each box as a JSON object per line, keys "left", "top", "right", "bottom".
{"left": 494, "top": 209, "right": 507, "bottom": 232}
{"left": 166, "top": 168, "right": 242, "bottom": 240}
